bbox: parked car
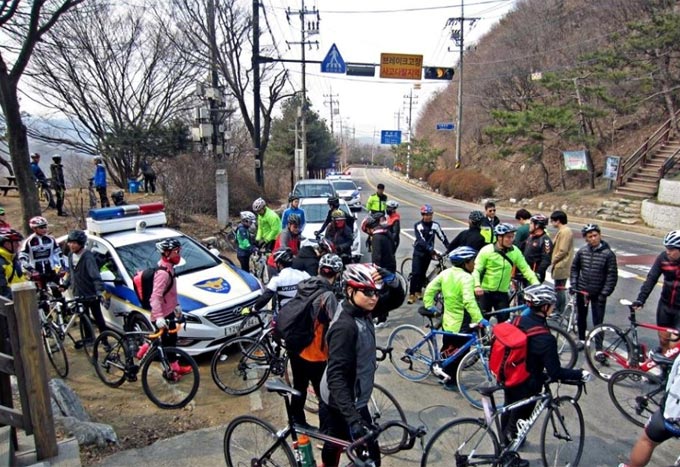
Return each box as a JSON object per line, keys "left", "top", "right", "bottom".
{"left": 59, "top": 203, "right": 262, "bottom": 356}
{"left": 299, "top": 198, "right": 362, "bottom": 262}
{"left": 292, "top": 179, "right": 337, "bottom": 199}
{"left": 329, "top": 178, "right": 361, "bottom": 211}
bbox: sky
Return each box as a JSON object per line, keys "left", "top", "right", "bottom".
{"left": 263, "top": 0, "right": 519, "bottom": 141}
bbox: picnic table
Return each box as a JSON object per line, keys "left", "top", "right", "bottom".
{"left": 0, "top": 176, "right": 19, "bottom": 196}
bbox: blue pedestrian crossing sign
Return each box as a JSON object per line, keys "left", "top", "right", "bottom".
{"left": 321, "top": 44, "right": 346, "bottom": 74}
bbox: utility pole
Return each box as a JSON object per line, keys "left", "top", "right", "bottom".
{"left": 252, "top": 0, "right": 264, "bottom": 186}
{"left": 287, "top": 3, "right": 320, "bottom": 181}
{"left": 403, "top": 87, "right": 418, "bottom": 179}
{"left": 573, "top": 76, "right": 596, "bottom": 189}
{"left": 323, "top": 88, "right": 339, "bottom": 135}
{"left": 371, "top": 127, "right": 377, "bottom": 165}
{"left": 394, "top": 110, "right": 401, "bottom": 131}
{"left": 446, "top": 1, "right": 479, "bottom": 169}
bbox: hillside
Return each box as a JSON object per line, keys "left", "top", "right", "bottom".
{"left": 414, "top": 0, "right": 680, "bottom": 198}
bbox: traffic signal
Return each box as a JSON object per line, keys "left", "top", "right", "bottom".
{"left": 424, "top": 67, "right": 454, "bottom": 80}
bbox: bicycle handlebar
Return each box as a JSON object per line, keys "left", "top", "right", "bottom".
{"left": 345, "top": 421, "right": 427, "bottom": 466}
{"left": 148, "top": 326, "right": 181, "bottom": 340}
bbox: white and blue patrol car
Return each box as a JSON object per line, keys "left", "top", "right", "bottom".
{"left": 64, "top": 203, "right": 262, "bottom": 356}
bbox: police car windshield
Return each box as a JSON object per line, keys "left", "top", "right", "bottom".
{"left": 331, "top": 180, "right": 356, "bottom": 191}
{"left": 302, "top": 203, "right": 350, "bottom": 223}
{"left": 116, "top": 236, "right": 219, "bottom": 277}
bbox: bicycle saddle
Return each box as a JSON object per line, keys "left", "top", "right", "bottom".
{"left": 265, "top": 378, "right": 302, "bottom": 397}
{"left": 476, "top": 384, "right": 503, "bottom": 397}
{"left": 650, "top": 349, "right": 675, "bottom": 367}
{"left": 418, "top": 306, "right": 440, "bottom": 318}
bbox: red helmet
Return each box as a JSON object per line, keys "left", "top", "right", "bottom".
{"left": 342, "top": 263, "right": 381, "bottom": 290}
{"left": 420, "top": 204, "right": 433, "bottom": 215}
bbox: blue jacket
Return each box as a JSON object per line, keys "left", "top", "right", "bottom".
{"left": 93, "top": 163, "right": 107, "bottom": 188}
{"left": 31, "top": 162, "right": 48, "bottom": 182}
{"left": 281, "top": 207, "right": 306, "bottom": 231}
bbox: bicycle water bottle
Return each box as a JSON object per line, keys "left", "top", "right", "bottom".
{"left": 136, "top": 342, "right": 150, "bottom": 359}
{"left": 294, "top": 434, "right": 316, "bottom": 467}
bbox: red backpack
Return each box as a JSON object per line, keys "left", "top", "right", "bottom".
{"left": 489, "top": 316, "right": 549, "bottom": 387}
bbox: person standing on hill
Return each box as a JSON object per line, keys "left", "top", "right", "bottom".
{"left": 549, "top": 210, "right": 574, "bottom": 317}
{"left": 140, "top": 158, "right": 156, "bottom": 194}
{"left": 50, "top": 155, "right": 67, "bottom": 216}
{"left": 92, "top": 156, "right": 110, "bottom": 208}
{"left": 366, "top": 183, "right": 387, "bottom": 215}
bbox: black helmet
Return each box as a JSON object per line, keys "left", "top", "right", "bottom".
{"left": 327, "top": 197, "right": 340, "bottom": 208}
{"left": 288, "top": 194, "right": 300, "bottom": 202}
{"left": 156, "top": 238, "right": 181, "bottom": 252}
{"left": 52, "top": 155, "right": 62, "bottom": 163}
{"left": 273, "top": 247, "right": 293, "bottom": 266}
{"left": 287, "top": 213, "right": 301, "bottom": 226}
{"left": 111, "top": 190, "right": 125, "bottom": 203}
{"left": 530, "top": 214, "right": 548, "bottom": 229}
{"left": 363, "top": 215, "right": 381, "bottom": 230}
{"left": 468, "top": 210, "right": 484, "bottom": 225}
{"left": 67, "top": 230, "right": 87, "bottom": 246}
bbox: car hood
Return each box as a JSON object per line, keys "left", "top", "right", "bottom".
{"left": 335, "top": 188, "right": 358, "bottom": 197}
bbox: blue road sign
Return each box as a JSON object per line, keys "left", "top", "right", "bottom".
{"left": 436, "top": 122, "right": 455, "bottom": 131}
{"left": 321, "top": 44, "right": 346, "bottom": 73}
{"left": 380, "top": 130, "right": 402, "bottom": 145}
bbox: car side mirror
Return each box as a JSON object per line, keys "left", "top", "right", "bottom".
{"left": 358, "top": 186, "right": 362, "bottom": 191}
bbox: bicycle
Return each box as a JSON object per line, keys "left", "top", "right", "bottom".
{"left": 223, "top": 378, "right": 427, "bottom": 467}
{"left": 205, "top": 221, "right": 239, "bottom": 252}
{"left": 91, "top": 316, "right": 199, "bottom": 409}
{"left": 548, "top": 287, "right": 580, "bottom": 337}
{"left": 400, "top": 250, "right": 447, "bottom": 295}
{"left": 584, "top": 298, "right": 680, "bottom": 381}
{"left": 87, "top": 178, "right": 97, "bottom": 209}
{"left": 607, "top": 347, "right": 679, "bottom": 428}
{"left": 421, "top": 379, "right": 586, "bottom": 467}
{"left": 35, "top": 179, "right": 54, "bottom": 210}
{"left": 249, "top": 248, "right": 271, "bottom": 283}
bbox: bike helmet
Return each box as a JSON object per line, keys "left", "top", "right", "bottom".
{"left": 319, "top": 253, "right": 343, "bottom": 274}
{"left": 524, "top": 284, "right": 557, "bottom": 307}
{"left": 448, "top": 246, "right": 478, "bottom": 266}
{"left": 30, "top": 153, "right": 40, "bottom": 160}
{"left": 331, "top": 209, "right": 345, "bottom": 220}
{"left": 288, "top": 194, "right": 300, "bottom": 202}
{"left": 494, "top": 223, "right": 517, "bottom": 236}
{"left": 156, "top": 238, "right": 181, "bottom": 252}
{"left": 362, "top": 215, "right": 381, "bottom": 231}
{"left": 93, "top": 156, "right": 102, "bottom": 162}
{"left": 468, "top": 210, "right": 484, "bottom": 225}
{"left": 342, "top": 263, "right": 382, "bottom": 291}
{"left": 273, "top": 247, "right": 293, "bottom": 266}
{"left": 420, "top": 204, "right": 434, "bottom": 215}
{"left": 581, "top": 223, "right": 600, "bottom": 236}
{"left": 530, "top": 214, "right": 548, "bottom": 229}
{"left": 287, "top": 213, "right": 301, "bottom": 226}
{"left": 0, "top": 228, "right": 23, "bottom": 244}
{"left": 29, "top": 216, "right": 48, "bottom": 229}
{"left": 252, "top": 197, "right": 266, "bottom": 212}
{"left": 66, "top": 230, "right": 87, "bottom": 246}
{"left": 664, "top": 230, "right": 680, "bottom": 249}
{"left": 386, "top": 200, "right": 399, "bottom": 210}
{"left": 52, "top": 155, "right": 62, "bottom": 163}
{"left": 111, "top": 190, "right": 125, "bottom": 205}
{"left": 327, "top": 197, "right": 340, "bottom": 208}
{"left": 240, "top": 211, "right": 256, "bottom": 223}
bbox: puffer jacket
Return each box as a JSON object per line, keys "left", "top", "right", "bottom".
{"left": 636, "top": 251, "right": 680, "bottom": 308}
{"left": 570, "top": 240, "right": 618, "bottom": 296}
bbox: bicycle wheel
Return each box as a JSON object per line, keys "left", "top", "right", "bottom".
{"left": 585, "top": 324, "right": 634, "bottom": 380}
{"left": 39, "top": 186, "right": 53, "bottom": 210}
{"left": 211, "top": 337, "right": 271, "bottom": 395}
{"left": 608, "top": 369, "right": 664, "bottom": 428}
{"left": 457, "top": 347, "right": 504, "bottom": 410}
{"left": 368, "top": 384, "right": 408, "bottom": 455}
{"left": 400, "top": 257, "right": 412, "bottom": 293}
{"left": 224, "top": 415, "right": 295, "bottom": 467}
{"left": 141, "top": 346, "right": 200, "bottom": 409}
{"left": 548, "top": 324, "right": 577, "bottom": 369}
{"left": 421, "top": 417, "right": 500, "bottom": 467}
{"left": 92, "top": 331, "right": 126, "bottom": 388}
{"left": 77, "top": 313, "right": 96, "bottom": 363}
{"left": 387, "top": 324, "right": 434, "bottom": 382}
{"left": 237, "top": 310, "right": 273, "bottom": 337}
{"left": 127, "top": 313, "right": 152, "bottom": 332}
{"left": 42, "top": 322, "right": 69, "bottom": 378}
{"left": 226, "top": 231, "right": 238, "bottom": 251}
{"left": 540, "top": 396, "right": 584, "bottom": 467}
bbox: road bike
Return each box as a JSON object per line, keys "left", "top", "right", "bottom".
{"left": 35, "top": 179, "right": 54, "bottom": 210}
{"left": 249, "top": 248, "right": 271, "bottom": 283}
{"left": 223, "top": 378, "right": 426, "bottom": 467}
{"left": 205, "top": 221, "right": 239, "bottom": 253}
{"left": 585, "top": 299, "right": 680, "bottom": 380}
{"left": 608, "top": 347, "right": 678, "bottom": 428}
{"left": 548, "top": 287, "right": 580, "bottom": 337}
{"left": 400, "top": 250, "right": 447, "bottom": 296}
{"left": 421, "top": 379, "right": 586, "bottom": 467}
{"left": 91, "top": 316, "right": 199, "bottom": 409}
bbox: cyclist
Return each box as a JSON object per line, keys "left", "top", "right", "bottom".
{"left": 480, "top": 201, "right": 500, "bottom": 244}
{"left": 50, "top": 155, "right": 67, "bottom": 216}
{"left": 633, "top": 230, "right": 680, "bottom": 353}
{"left": 447, "top": 210, "right": 486, "bottom": 253}
{"left": 513, "top": 208, "right": 532, "bottom": 250}
{"left": 500, "top": 284, "right": 590, "bottom": 450}
{"left": 147, "top": 238, "right": 192, "bottom": 376}
{"left": 324, "top": 210, "right": 353, "bottom": 264}
{"left": 364, "top": 215, "right": 396, "bottom": 273}
{"left": 570, "top": 223, "right": 618, "bottom": 351}
{"left": 30, "top": 153, "right": 55, "bottom": 208}
{"left": 408, "top": 204, "right": 450, "bottom": 304}
{"left": 365, "top": 183, "right": 387, "bottom": 215}
{"left": 319, "top": 263, "right": 405, "bottom": 467}
{"left": 473, "top": 223, "right": 539, "bottom": 323}
{"left": 315, "top": 196, "right": 343, "bottom": 236}
{"left": 281, "top": 194, "right": 306, "bottom": 231}
{"left": 92, "top": 156, "right": 110, "bottom": 208}
{"left": 19, "top": 216, "right": 66, "bottom": 288}
{"left": 61, "top": 230, "right": 107, "bottom": 342}
{"left": 289, "top": 253, "right": 344, "bottom": 428}
{"left": 385, "top": 200, "right": 401, "bottom": 250}
{"left": 292, "top": 237, "right": 334, "bottom": 277}
{"left": 549, "top": 210, "right": 574, "bottom": 317}
{"left": 236, "top": 211, "right": 257, "bottom": 273}
{"left": 522, "top": 213, "right": 553, "bottom": 283}
{"left": 424, "top": 246, "right": 489, "bottom": 391}
{"left": 267, "top": 213, "right": 302, "bottom": 274}
{"left": 0, "top": 208, "right": 10, "bottom": 229}
{"left": 0, "top": 228, "right": 26, "bottom": 299}
{"left": 252, "top": 197, "right": 281, "bottom": 251}
{"left": 253, "top": 247, "right": 310, "bottom": 313}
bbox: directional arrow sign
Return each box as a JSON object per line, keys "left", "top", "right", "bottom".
{"left": 321, "top": 44, "right": 346, "bottom": 73}
{"left": 436, "top": 122, "right": 455, "bottom": 131}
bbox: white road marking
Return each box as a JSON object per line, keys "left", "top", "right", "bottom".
{"left": 250, "top": 388, "right": 263, "bottom": 411}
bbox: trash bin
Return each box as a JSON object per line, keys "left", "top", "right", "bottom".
{"left": 128, "top": 180, "right": 139, "bottom": 193}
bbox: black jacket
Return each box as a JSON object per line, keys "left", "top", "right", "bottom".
{"left": 570, "top": 240, "right": 618, "bottom": 297}
{"left": 63, "top": 249, "right": 104, "bottom": 297}
{"left": 448, "top": 227, "right": 486, "bottom": 253}
{"left": 292, "top": 246, "right": 319, "bottom": 276}
{"left": 371, "top": 228, "right": 396, "bottom": 273}
{"left": 413, "top": 220, "right": 449, "bottom": 255}
{"left": 636, "top": 251, "right": 680, "bottom": 308}
{"left": 523, "top": 232, "right": 553, "bottom": 282}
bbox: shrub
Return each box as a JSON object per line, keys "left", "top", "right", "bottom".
{"left": 427, "top": 170, "right": 455, "bottom": 192}
{"left": 443, "top": 169, "right": 495, "bottom": 201}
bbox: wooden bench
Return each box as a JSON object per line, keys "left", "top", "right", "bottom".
{"left": 0, "top": 185, "right": 18, "bottom": 196}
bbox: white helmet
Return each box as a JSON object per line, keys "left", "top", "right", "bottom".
{"left": 664, "top": 230, "right": 680, "bottom": 249}
{"left": 252, "top": 198, "right": 266, "bottom": 212}
{"left": 240, "top": 211, "right": 256, "bottom": 223}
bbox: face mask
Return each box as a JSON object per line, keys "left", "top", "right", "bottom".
{"left": 166, "top": 252, "right": 181, "bottom": 264}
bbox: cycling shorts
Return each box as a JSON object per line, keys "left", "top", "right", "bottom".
{"left": 645, "top": 409, "right": 679, "bottom": 443}
{"left": 656, "top": 301, "right": 680, "bottom": 329}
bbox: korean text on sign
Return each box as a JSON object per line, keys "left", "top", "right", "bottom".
{"left": 380, "top": 53, "right": 424, "bottom": 80}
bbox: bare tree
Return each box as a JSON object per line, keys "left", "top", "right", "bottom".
{"left": 0, "top": 0, "right": 84, "bottom": 231}
{"left": 28, "top": 0, "right": 198, "bottom": 186}
{"left": 167, "top": 0, "right": 294, "bottom": 162}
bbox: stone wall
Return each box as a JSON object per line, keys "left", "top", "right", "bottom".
{"left": 641, "top": 179, "right": 680, "bottom": 230}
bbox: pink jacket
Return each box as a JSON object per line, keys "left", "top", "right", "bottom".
{"left": 149, "top": 258, "right": 178, "bottom": 321}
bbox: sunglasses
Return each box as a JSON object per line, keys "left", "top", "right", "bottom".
{"left": 359, "top": 288, "right": 379, "bottom": 298}
{"left": 36, "top": 225, "right": 48, "bottom": 229}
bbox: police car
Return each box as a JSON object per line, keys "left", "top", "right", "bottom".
{"left": 66, "top": 203, "right": 262, "bottom": 356}
{"left": 299, "top": 198, "right": 362, "bottom": 262}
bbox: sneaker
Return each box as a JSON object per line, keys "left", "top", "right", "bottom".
{"left": 432, "top": 363, "right": 451, "bottom": 382}
{"left": 415, "top": 291, "right": 423, "bottom": 300}
{"left": 407, "top": 294, "right": 416, "bottom": 305}
{"left": 375, "top": 321, "right": 387, "bottom": 329}
{"left": 442, "top": 383, "right": 459, "bottom": 392}
{"left": 594, "top": 351, "right": 609, "bottom": 365}
{"left": 170, "top": 361, "right": 193, "bottom": 376}
{"left": 576, "top": 340, "right": 585, "bottom": 351}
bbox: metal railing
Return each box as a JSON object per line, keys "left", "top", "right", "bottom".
{"left": 660, "top": 146, "right": 680, "bottom": 179}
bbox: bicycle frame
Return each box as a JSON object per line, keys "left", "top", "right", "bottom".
{"left": 407, "top": 327, "right": 485, "bottom": 372}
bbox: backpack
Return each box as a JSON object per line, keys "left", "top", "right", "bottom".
{"left": 663, "top": 350, "right": 680, "bottom": 425}
{"left": 132, "top": 266, "right": 173, "bottom": 310}
{"left": 489, "top": 316, "right": 549, "bottom": 387}
{"left": 275, "top": 280, "right": 332, "bottom": 355}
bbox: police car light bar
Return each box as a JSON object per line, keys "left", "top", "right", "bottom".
{"left": 87, "top": 203, "right": 166, "bottom": 235}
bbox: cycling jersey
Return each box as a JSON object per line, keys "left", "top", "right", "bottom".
{"left": 423, "top": 265, "right": 484, "bottom": 333}
{"left": 413, "top": 220, "right": 449, "bottom": 254}
{"left": 636, "top": 251, "right": 680, "bottom": 309}
{"left": 236, "top": 222, "right": 255, "bottom": 257}
{"left": 267, "top": 230, "right": 301, "bottom": 268}
{"left": 255, "top": 207, "right": 282, "bottom": 245}
{"left": 473, "top": 243, "right": 538, "bottom": 292}
{"left": 523, "top": 232, "right": 553, "bottom": 282}
{"left": 254, "top": 267, "right": 310, "bottom": 311}
{"left": 19, "top": 233, "right": 65, "bottom": 276}
{"left": 0, "top": 246, "right": 26, "bottom": 298}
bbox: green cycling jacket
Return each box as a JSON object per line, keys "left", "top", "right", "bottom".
{"left": 423, "top": 266, "right": 483, "bottom": 333}
{"left": 256, "top": 207, "right": 282, "bottom": 243}
{"left": 473, "top": 243, "right": 539, "bottom": 292}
